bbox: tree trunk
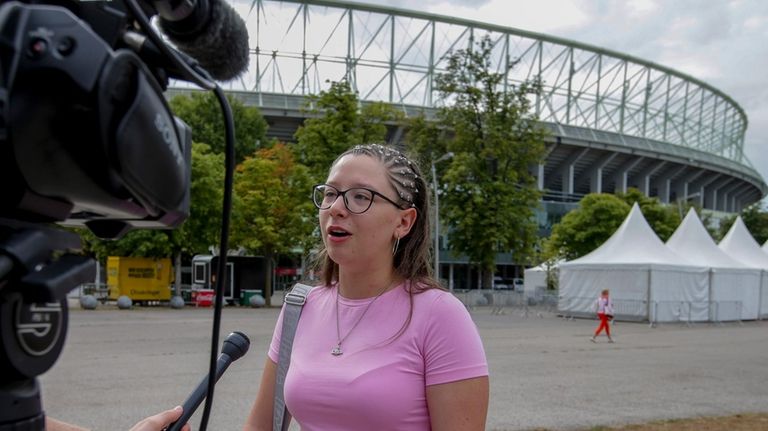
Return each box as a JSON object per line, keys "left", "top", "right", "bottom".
{"left": 174, "top": 253, "right": 182, "bottom": 297}
{"left": 481, "top": 269, "right": 493, "bottom": 290}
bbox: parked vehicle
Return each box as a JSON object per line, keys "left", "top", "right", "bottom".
{"left": 512, "top": 278, "right": 524, "bottom": 291}
{"left": 492, "top": 276, "right": 525, "bottom": 290}
{"left": 492, "top": 276, "right": 513, "bottom": 290}
{"left": 191, "top": 255, "right": 267, "bottom": 305}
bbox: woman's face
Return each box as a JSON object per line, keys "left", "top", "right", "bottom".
{"left": 319, "top": 154, "right": 413, "bottom": 271}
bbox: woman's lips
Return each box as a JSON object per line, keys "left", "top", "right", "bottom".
{"left": 327, "top": 226, "right": 351, "bottom": 242}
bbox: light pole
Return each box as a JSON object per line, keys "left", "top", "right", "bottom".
{"left": 431, "top": 152, "right": 453, "bottom": 288}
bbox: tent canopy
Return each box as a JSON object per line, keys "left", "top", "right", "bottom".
{"left": 667, "top": 208, "right": 746, "bottom": 269}
{"left": 719, "top": 216, "right": 768, "bottom": 269}
{"left": 560, "top": 203, "right": 709, "bottom": 322}
{"left": 563, "top": 203, "right": 697, "bottom": 268}
{"left": 668, "top": 209, "right": 761, "bottom": 320}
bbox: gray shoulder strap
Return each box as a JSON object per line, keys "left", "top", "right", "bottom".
{"left": 273, "top": 283, "right": 312, "bottom": 431}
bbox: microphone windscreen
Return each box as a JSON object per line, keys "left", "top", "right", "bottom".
{"left": 160, "top": 0, "right": 249, "bottom": 81}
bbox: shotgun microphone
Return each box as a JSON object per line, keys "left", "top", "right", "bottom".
{"left": 167, "top": 331, "right": 250, "bottom": 431}
{"left": 155, "top": 0, "right": 250, "bottom": 81}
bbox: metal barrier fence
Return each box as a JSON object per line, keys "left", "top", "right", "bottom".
{"left": 612, "top": 299, "right": 648, "bottom": 321}
{"left": 558, "top": 297, "right": 647, "bottom": 322}
{"left": 453, "top": 289, "right": 560, "bottom": 318}
{"left": 453, "top": 290, "right": 486, "bottom": 311}
{"left": 490, "top": 291, "right": 525, "bottom": 315}
{"left": 538, "top": 294, "right": 559, "bottom": 313}
{"left": 558, "top": 296, "right": 743, "bottom": 326}
{"left": 650, "top": 301, "right": 704, "bottom": 326}
{"left": 650, "top": 301, "right": 743, "bottom": 327}
{"left": 76, "top": 283, "right": 111, "bottom": 303}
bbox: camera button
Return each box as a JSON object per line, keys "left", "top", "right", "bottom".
{"left": 57, "top": 37, "right": 76, "bottom": 56}
{"left": 27, "top": 37, "right": 48, "bottom": 59}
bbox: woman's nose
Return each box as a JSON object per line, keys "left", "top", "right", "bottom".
{"left": 328, "top": 194, "right": 348, "bottom": 216}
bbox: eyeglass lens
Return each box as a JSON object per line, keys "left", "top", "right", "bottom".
{"left": 313, "top": 185, "right": 374, "bottom": 214}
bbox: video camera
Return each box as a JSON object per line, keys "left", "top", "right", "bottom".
{"left": 0, "top": 0, "right": 193, "bottom": 238}
{"left": 0, "top": 0, "right": 248, "bottom": 428}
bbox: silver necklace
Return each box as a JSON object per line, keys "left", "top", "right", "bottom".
{"left": 332, "top": 284, "right": 391, "bottom": 356}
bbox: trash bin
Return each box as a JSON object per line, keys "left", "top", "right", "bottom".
{"left": 181, "top": 289, "right": 192, "bottom": 304}
{"left": 241, "top": 289, "right": 264, "bottom": 306}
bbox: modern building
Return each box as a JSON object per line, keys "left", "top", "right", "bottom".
{"left": 170, "top": 0, "right": 767, "bottom": 289}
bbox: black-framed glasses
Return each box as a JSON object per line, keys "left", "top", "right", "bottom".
{"left": 312, "top": 184, "right": 405, "bottom": 214}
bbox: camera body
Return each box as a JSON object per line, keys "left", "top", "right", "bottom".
{"left": 0, "top": 1, "right": 195, "bottom": 428}
{"left": 0, "top": 0, "right": 191, "bottom": 240}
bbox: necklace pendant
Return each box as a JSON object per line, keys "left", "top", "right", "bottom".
{"left": 331, "top": 345, "right": 343, "bottom": 356}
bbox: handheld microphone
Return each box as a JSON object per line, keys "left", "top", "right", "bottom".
{"left": 167, "top": 331, "right": 250, "bottom": 431}
{"left": 155, "top": 0, "right": 249, "bottom": 81}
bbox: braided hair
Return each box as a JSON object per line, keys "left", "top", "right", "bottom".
{"left": 315, "top": 143, "right": 442, "bottom": 294}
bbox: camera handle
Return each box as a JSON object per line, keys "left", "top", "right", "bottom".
{"left": 0, "top": 221, "right": 96, "bottom": 430}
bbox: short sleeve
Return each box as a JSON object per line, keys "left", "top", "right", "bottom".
{"left": 422, "top": 293, "right": 488, "bottom": 386}
{"left": 267, "top": 304, "right": 286, "bottom": 363}
{"left": 268, "top": 285, "right": 323, "bottom": 362}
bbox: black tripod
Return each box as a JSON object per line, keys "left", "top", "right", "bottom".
{"left": 0, "top": 220, "right": 95, "bottom": 430}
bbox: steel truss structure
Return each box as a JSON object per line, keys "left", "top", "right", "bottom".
{"left": 178, "top": 0, "right": 766, "bottom": 211}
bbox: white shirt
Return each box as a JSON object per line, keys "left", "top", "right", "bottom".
{"left": 596, "top": 296, "right": 614, "bottom": 315}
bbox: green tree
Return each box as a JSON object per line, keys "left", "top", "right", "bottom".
{"left": 293, "top": 81, "right": 401, "bottom": 182}
{"left": 169, "top": 92, "right": 269, "bottom": 163}
{"left": 230, "top": 143, "right": 315, "bottom": 306}
{"left": 79, "top": 229, "right": 174, "bottom": 260}
{"left": 616, "top": 188, "right": 680, "bottom": 241}
{"left": 405, "top": 114, "right": 451, "bottom": 180}
{"left": 434, "top": 35, "right": 547, "bottom": 288}
{"left": 172, "top": 143, "right": 226, "bottom": 256}
{"left": 717, "top": 214, "right": 737, "bottom": 242}
{"left": 545, "top": 194, "right": 631, "bottom": 260}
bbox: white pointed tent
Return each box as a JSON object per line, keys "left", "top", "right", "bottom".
{"left": 667, "top": 209, "right": 760, "bottom": 320}
{"left": 719, "top": 217, "right": 768, "bottom": 318}
{"left": 523, "top": 264, "right": 547, "bottom": 298}
{"left": 559, "top": 203, "right": 709, "bottom": 322}
{"left": 523, "top": 260, "right": 561, "bottom": 298}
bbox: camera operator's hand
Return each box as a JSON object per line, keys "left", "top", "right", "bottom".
{"left": 47, "top": 406, "right": 190, "bottom": 431}
{"left": 46, "top": 417, "right": 90, "bottom": 431}
{"left": 129, "top": 406, "right": 190, "bottom": 431}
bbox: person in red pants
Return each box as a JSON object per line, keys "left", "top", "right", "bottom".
{"left": 591, "top": 289, "right": 614, "bottom": 343}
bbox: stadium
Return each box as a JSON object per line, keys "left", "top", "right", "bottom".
{"left": 171, "top": 0, "right": 767, "bottom": 284}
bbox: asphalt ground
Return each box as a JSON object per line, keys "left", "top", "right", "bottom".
{"left": 37, "top": 301, "right": 768, "bottom": 431}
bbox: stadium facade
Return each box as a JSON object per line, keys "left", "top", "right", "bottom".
{"left": 171, "top": 0, "right": 767, "bottom": 287}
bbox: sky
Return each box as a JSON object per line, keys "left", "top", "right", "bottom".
{"left": 350, "top": 0, "right": 768, "bottom": 192}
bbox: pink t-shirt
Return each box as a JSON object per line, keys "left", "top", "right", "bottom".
{"left": 268, "top": 283, "right": 488, "bottom": 430}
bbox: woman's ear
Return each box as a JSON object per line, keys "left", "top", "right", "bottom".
{"left": 395, "top": 207, "right": 418, "bottom": 239}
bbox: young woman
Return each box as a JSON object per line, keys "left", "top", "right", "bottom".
{"left": 591, "top": 289, "right": 614, "bottom": 343}
{"left": 244, "top": 144, "right": 489, "bottom": 430}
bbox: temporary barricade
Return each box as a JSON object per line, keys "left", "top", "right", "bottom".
{"left": 710, "top": 301, "right": 743, "bottom": 324}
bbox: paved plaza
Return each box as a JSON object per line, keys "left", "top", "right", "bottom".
{"left": 40, "top": 301, "right": 768, "bottom": 430}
